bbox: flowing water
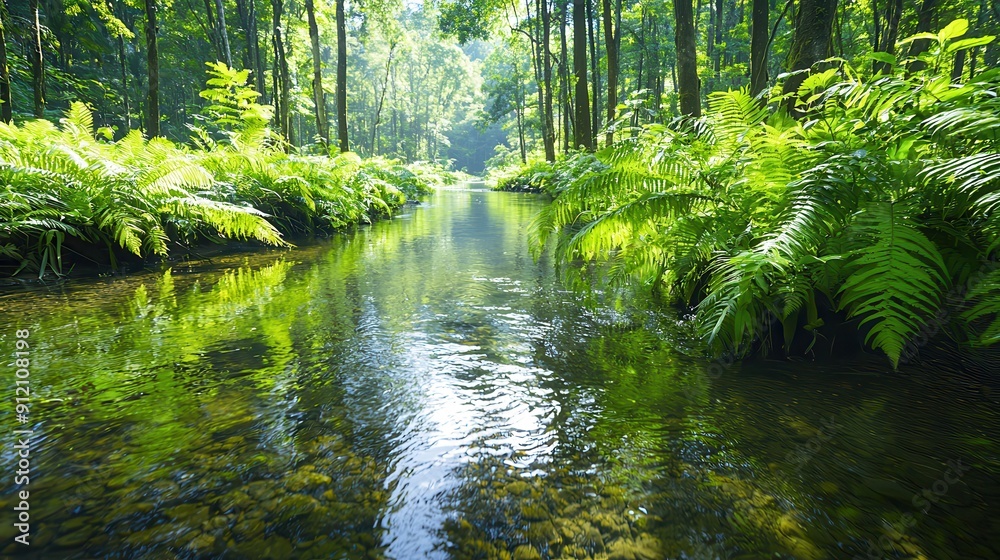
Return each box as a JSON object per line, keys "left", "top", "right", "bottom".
{"left": 1, "top": 187, "right": 999, "bottom": 560}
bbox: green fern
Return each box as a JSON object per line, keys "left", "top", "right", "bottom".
{"left": 837, "top": 203, "right": 948, "bottom": 367}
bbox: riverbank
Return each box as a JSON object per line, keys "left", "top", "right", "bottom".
{"left": 0, "top": 104, "right": 461, "bottom": 280}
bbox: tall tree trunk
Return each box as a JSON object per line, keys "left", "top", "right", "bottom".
{"left": 541, "top": 0, "right": 556, "bottom": 161}
{"left": 907, "top": 0, "right": 937, "bottom": 72}
{"left": 951, "top": 48, "right": 966, "bottom": 81}
{"left": 872, "top": 0, "right": 880, "bottom": 53}
{"left": 214, "top": 0, "right": 233, "bottom": 67}
{"left": 202, "top": 0, "right": 222, "bottom": 59}
{"left": 713, "top": 0, "right": 723, "bottom": 77}
{"left": 588, "top": 0, "right": 600, "bottom": 145}
{"left": 674, "top": 0, "right": 700, "bottom": 116}
{"left": 634, "top": 7, "right": 645, "bottom": 128}
{"left": 371, "top": 42, "right": 395, "bottom": 155}
{"left": 144, "top": 0, "right": 160, "bottom": 135}
{"left": 29, "top": 0, "right": 45, "bottom": 117}
{"left": 708, "top": 0, "right": 716, "bottom": 62}
{"left": 781, "top": 0, "right": 837, "bottom": 114}
{"left": 750, "top": 0, "right": 767, "bottom": 94}
{"left": 235, "top": 0, "right": 262, "bottom": 92}
{"left": 119, "top": 36, "right": 130, "bottom": 128}
{"left": 968, "top": 0, "right": 986, "bottom": 79}
{"left": 874, "top": 0, "right": 901, "bottom": 74}
{"left": 602, "top": 0, "right": 619, "bottom": 145}
{"left": 0, "top": 0, "right": 12, "bottom": 123}
{"left": 648, "top": 17, "right": 660, "bottom": 110}
{"left": 272, "top": 0, "right": 292, "bottom": 145}
{"left": 336, "top": 0, "right": 349, "bottom": 152}
{"left": 517, "top": 80, "right": 527, "bottom": 162}
{"left": 560, "top": 0, "right": 571, "bottom": 152}
{"left": 573, "top": 0, "right": 593, "bottom": 150}
{"left": 305, "top": 0, "right": 329, "bottom": 148}
{"left": 252, "top": 0, "right": 265, "bottom": 98}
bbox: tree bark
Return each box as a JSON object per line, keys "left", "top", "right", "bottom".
{"left": 573, "top": 0, "right": 593, "bottom": 150}
{"left": 674, "top": 0, "right": 700, "bottom": 116}
{"left": 214, "top": 0, "right": 233, "bottom": 67}
{"left": 336, "top": 0, "right": 349, "bottom": 152}
{"left": 601, "top": 0, "right": 618, "bottom": 145}
{"left": 235, "top": 0, "right": 263, "bottom": 92}
{"left": 750, "top": 0, "right": 768, "bottom": 94}
{"left": 873, "top": 0, "right": 901, "bottom": 74}
{"left": 272, "top": 0, "right": 292, "bottom": 145}
{"left": 201, "top": 0, "right": 222, "bottom": 59}
{"left": 588, "top": 0, "right": 600, "bottom": 146}
{"left": 781, "top": 0, "right": 837, "bottom": 114}
{"left": 560, "top": 0, "right": 571, "bottom": 152}
{"left": 371, "top": 42, "right": 395, "bottom": 155}
{"left": 907, "top": 0, "right": 937, "bottom": 72}
{"left": 305, "top": 0, "right": 329, "bottom": 148}
{"left": 144, "top": 0, "right": 160, "bottom": 136}
{"left": 252, "top": 0, "right": 265, "bottom": 98}
{"left": 713, "top": 0, "right": 723, "bottom": 76}
{"left": 119, "top": 36, "right": 130, "bottom": 128}
{"left": 541, "top": 0, "right": 556, "bottom": 161}
{"left": 0, "top": 0, "right": 12, "bottom": 123}
{"left": 29, "top": 0, "right": 45, "bottom": 117}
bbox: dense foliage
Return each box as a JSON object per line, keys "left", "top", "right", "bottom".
{"left": 0, "top": 99, "right": 447, "bottom": 278}
{"left": 529, "top": 22, "right": 1000, "bottom": 367}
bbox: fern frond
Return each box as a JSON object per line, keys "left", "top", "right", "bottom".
{"left": 838, "top": 203, "right": 948, "bottom": 367}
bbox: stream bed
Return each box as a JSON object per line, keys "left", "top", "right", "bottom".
{"left": 1, "top": 187, "right": 999, "bottom": 559}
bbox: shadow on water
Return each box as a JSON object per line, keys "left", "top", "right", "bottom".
{"left": 1, "top": 188, "right": 999, "bottom": 559}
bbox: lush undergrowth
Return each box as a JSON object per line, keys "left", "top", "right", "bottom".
{"left": 0, "top": 102, "right": 455, "bottom": 278}
{"left": 522, "top": 21, "right": 1000, "bottom": 368}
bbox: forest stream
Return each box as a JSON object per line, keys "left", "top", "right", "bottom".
{"left": 1, "top": 186, "right": 999, "bottom": 560}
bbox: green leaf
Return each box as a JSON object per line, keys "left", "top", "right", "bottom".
{"left": 868, "top": 52, "right": 897, "bottom": 66}
{"left": 946, "top": 35, "right": 995, "bottom": 53}
{"left": 938, "top": 19, "right": 969, "bottom": 43}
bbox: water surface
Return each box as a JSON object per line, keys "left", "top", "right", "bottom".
{"left": 1, "top": 188, "right": 998, "bottom": 559}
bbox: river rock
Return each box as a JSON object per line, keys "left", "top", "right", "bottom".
{"left": 512, "top": 544, "right": 541, "bottom": 560}
{"left": 286, "top": 468, "right": 333, "bottom": 492}
{"left": 526, "top": 519, "right": 561, "bottom": 547}
{"left": 54, "top": 526, "right": 93, "bottom": 548}
{"left": 521, "top": 503, "right": 549, "bottom": 521}
{"left": 165, "top": 503, "right": 210, "bottom": 525}
{"left": 185, "top": 532, "right": 217, "bottom": 552}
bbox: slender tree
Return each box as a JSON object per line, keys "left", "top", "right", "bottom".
{"left": 782, "top": 0, "right": 838, "bottom": 113}
{"left": 234, "top": 0, "right": 264, "bottom": 94}
{"left": 144, "top": 0, "right": 160, "bottom": 136}
{"left": 29, "top": 0, "right": 45, "bottom": 117}
{"left": 588, "top": 0, "right": 600, "bottom": 146}
{"left": 371, "top": 41, "right": 396, "bottom": 154}
{"left": 560, "top": 0, "right": 571, "bottom": 152}
{"left": 602, "top": 0, "right": 619, "bottom": 145}
{"left": 305, "top": 0, "right": 330, "bottom": 148}
{"left": 907, "top": 0, "right": 937, "bottom": 72}
{"left": 674, "top": 0, "right": 700, "bottom": 116}
{"left": 0, "top": 0, "right": 12, "bottom": 123}
{"left": 874, "top": 0, "right": 902, "bottom": 74}
{"left": 214, "top": 0, "right": 233, "bottom": 67}
{"left": 336, "top": 0, "right": 349, "bottom": 152}
{"left": 749, "top": 0, "right": 768, "bottom": 94}
{"left": 541, "top": 0, "right": 556, "bottom": 160}
{"left": 573, "top": 0, "right": 593, "bottom": 149}
{"left": 272, "top": 0, "right": 292, "bottom": 145}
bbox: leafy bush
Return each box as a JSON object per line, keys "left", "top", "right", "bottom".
{"left": 0, "top": 103, "right": 431, "bottom": 277}
{"left": 492, "top": 161, "right": 556, "bottom": 193}
{"left": 530, "top": 21, "right": 1000, "bottom": 367}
